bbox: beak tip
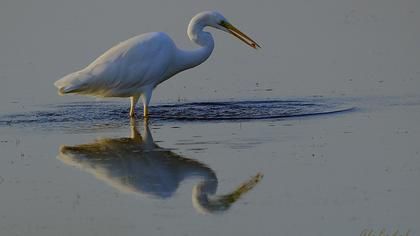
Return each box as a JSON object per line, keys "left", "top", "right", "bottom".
{"left": 252, "top": 43, "right": 261, "bottom": 49}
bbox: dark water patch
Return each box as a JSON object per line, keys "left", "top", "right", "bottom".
{"left": 150, "top": 100, "right": 353, "bottom": 121}
{"left": 0, "top": 100, "right": 354, "bottom": 130}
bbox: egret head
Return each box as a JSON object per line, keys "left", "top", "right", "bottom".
{"left": 189, "top": 11, "right": 261, "bottom": 49}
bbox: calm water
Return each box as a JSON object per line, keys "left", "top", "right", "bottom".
{"left": 0, "top": 96, "right": 419, "bottom": 235}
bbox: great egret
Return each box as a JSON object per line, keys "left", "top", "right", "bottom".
{"left": 54, "top": 10, "right": 260, "bottom": 118}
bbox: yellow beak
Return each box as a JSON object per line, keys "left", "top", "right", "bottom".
{"left": 220, "top": 21, "right": 261, "bottom": 49}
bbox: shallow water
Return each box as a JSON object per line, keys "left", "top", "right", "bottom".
{"left": 0, "top": 96, "right": 419, "bottom": 236}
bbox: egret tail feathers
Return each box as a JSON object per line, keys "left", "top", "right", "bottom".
{"left": 54, "top": 71, "right": 90, "bottom": 95}
{"left": 57, "top": 84, "right": 82, "bottom": 95}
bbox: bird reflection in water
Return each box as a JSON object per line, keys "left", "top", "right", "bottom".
{"left": 58, "top": 119, "right": 262, "bottom": 214}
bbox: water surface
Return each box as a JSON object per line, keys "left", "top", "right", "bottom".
{"left": 0, "top": 99, "right": 354, "bottom": 130}
{"left": 0, "top": 96, "right": 419, "bottom": 236}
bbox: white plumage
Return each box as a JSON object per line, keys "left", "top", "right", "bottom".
{"left": 55, "top": 11, "right": 259, "bottom": 118}
{"left": 56, "top": 33, "right": 174, "bottom": 97}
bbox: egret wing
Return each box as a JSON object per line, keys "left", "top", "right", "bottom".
{"left": 56, "top": 32, "right": 175, "bottom": 97}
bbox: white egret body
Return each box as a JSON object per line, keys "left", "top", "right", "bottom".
{"left": 54, "top": 11, "right": 259, "bottom": 118}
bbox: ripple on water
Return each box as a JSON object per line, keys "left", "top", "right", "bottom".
{"left": 0, "top": 100, "right": 354, "bottom": 129}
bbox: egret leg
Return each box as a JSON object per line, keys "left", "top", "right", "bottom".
{"left": 130, "top": 95, "right": 140, "bottom": 117}
{"left": 141, "top": 90, "right": 152, "bottom": 119}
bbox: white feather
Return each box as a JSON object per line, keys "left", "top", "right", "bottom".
{"left": 55, "top": 32, "right": 175, "bottom": 97}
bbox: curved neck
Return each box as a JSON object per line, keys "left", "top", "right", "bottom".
{"left": 173, "top": 17, "right": 215, "bottom": 74}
